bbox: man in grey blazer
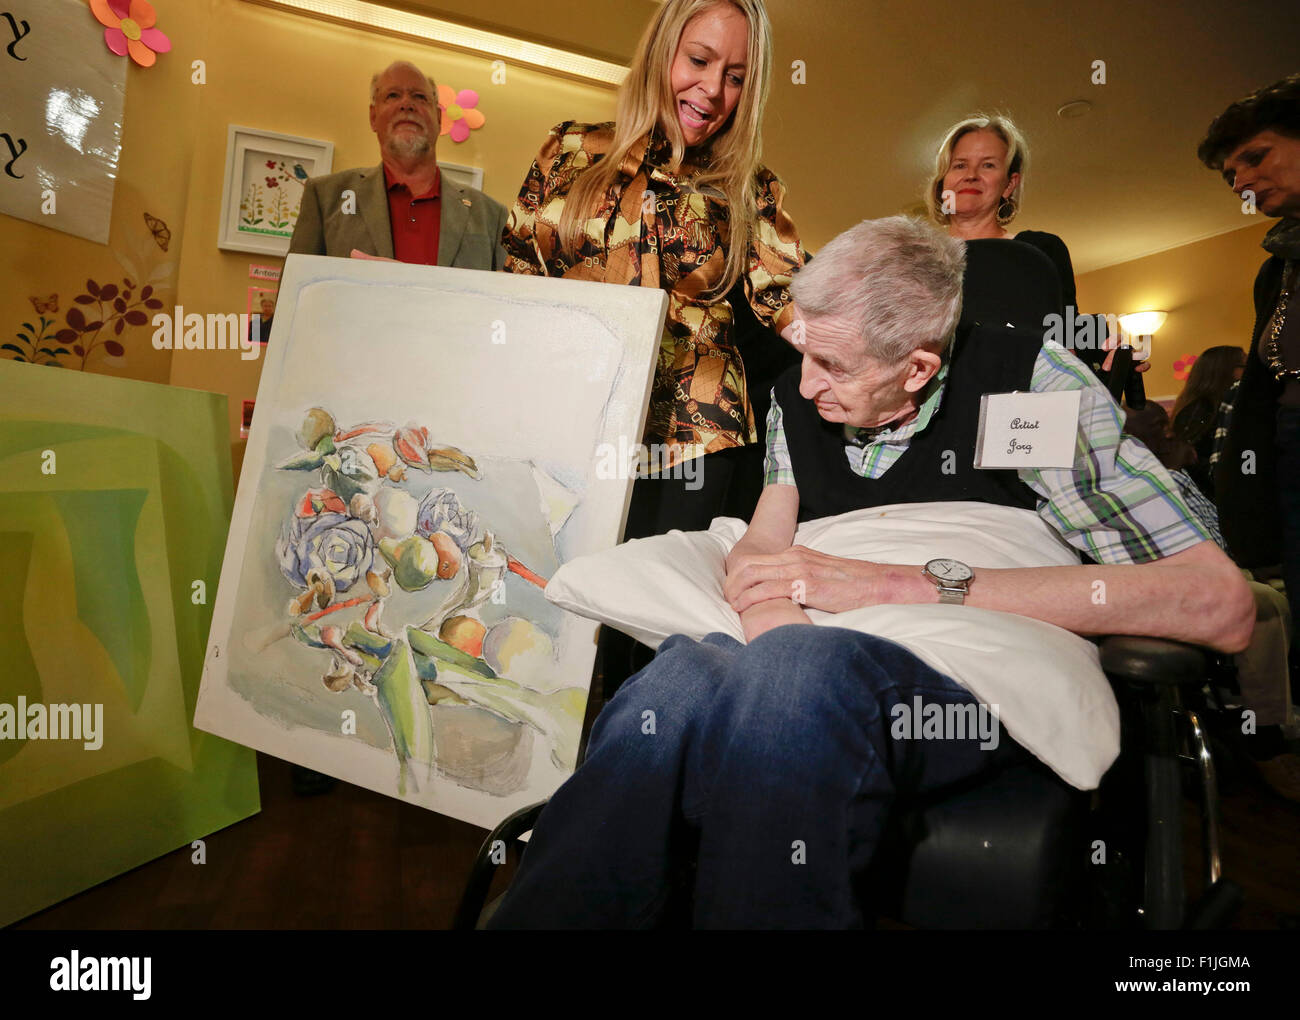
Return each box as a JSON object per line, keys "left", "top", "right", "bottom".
{"left": 289, "top": 60, "right": 507, "bottom": 271}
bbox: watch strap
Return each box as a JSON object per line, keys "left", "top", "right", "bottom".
{"left": 935, "top": 586, "right": 967, "bottom": 606}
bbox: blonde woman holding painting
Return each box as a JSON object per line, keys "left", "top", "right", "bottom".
{"left": 503, "top": 0, "right": 804, "bottom": 540}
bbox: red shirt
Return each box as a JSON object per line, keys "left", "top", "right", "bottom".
{"left": 383, "top": 165, "right": 441, "bottom": 265}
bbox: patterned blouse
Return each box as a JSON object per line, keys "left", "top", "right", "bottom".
{"left": 503, "top": 121, "right": 804, "bottom": 467}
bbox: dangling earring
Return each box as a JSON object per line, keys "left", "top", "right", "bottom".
{"left": 997, "top": 194, "right": 1017, "bottom": 225}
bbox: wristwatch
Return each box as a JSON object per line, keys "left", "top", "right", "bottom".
{"left": 922, "top": 558, "right": 974, "bottom": 606}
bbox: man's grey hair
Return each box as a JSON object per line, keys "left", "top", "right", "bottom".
{"left": 791, "top": 216, "right": 966, "bottom": 362}
{"left": 369, "top": 61, "right": 438, "bottom": 104}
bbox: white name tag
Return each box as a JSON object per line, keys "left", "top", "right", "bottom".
{"left": 975, "top": 391, "right": 1081, "bottom": 469}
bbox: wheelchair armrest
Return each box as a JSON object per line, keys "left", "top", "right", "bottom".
{"left": 452, "top": 800, "right": 549, "bottom": 930}
{"left": 1099, "top": 636, "right": 1208, "bottom": 687}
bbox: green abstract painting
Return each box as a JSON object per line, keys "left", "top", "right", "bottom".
{"left": 0, "top": 361, "right": 260, "bottom": 926}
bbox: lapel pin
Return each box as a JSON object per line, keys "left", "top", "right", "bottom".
{"left": 461, "top": 198, "right": 472, "bottom": 206}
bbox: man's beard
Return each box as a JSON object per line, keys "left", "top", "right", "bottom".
{"left": 385, "top": 131, "right": 432, "bottom": 160}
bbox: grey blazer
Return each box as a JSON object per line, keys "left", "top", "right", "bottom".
{"left": 288, "top": 164, "right": 509, "bottom": 270}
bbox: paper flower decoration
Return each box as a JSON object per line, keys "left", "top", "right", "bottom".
{"left": 437, "top": 84, "right": 486, "bottom": 144}
{"left": 1173, "top": 354, "right": 1198, "bottom": 381}
{"left": 89, "top": 0, "right": 172, "bottom": 68}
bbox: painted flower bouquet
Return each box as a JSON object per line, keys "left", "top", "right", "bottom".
{"left": 274, "top": 407, "right": 584, "bottom": 794}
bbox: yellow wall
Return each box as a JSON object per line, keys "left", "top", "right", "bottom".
{"left": 168, "top": 0, "right": 617, "bottom": 451}
{"left": 1075, "top": 222, "right": 1272, "bottom": 401}
{"left": 2, "top": 0, "right": 212, "bottom": 385}
{"left": 5, "top": 1, "right": 1277, "bottom": 434}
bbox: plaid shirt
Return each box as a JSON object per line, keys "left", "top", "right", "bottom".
{"left": 1169, "top": 469, "right": 1226, "bottom": 550}
{"left": 1209, "top": 378, "right": 1240, "bottom": 473}
{"left": 764, "top": 341, "right": 1211, "bottom": 565}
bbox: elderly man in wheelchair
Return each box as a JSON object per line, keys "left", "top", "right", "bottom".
{"left": 480, "top": 216, "right": 1255, "bottom": 930}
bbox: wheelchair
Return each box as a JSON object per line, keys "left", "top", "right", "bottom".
{"left": 453, "top": 241, "right": 1242, "bottom": 929}
{"left": 453, "top": 633, "right": 1242, "bottom": 930}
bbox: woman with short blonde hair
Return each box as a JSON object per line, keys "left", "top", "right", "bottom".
{"left": 925, "top": 112, "right": 1075, "bottom": 311}
{"left": 926, "top": 114, "right": 1029, "bottom": 229}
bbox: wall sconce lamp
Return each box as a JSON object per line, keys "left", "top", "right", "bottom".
{"left": 1117, "top": 311, "right": 1167, "bottom": 360}
{"left": 1117, "top": 310, "right": 1168, "bottom": 337}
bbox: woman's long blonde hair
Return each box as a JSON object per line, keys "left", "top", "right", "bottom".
{"left": 558, "top": 0, "right": 774, "bottom": 297}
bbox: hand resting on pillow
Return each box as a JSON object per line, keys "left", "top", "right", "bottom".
{"left": 724, "top": 478, "right": 1254, "bottom": 653}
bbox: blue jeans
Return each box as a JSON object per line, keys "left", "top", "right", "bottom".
{"left": 488, "top": 625, "right": 1029, "bottom": 929}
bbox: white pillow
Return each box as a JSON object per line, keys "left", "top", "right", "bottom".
{"left": 546, "top": 501, "right": 1119, "bottom": 790}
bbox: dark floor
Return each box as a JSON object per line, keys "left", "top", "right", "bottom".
{"left": 9, "top": 709, "right": 1300, "bottom": 930}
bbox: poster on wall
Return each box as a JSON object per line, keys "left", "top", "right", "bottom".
{"left": 195, "top": 257, "right": 665, "bottom": 830}
{"left": 0, "top": 361, "right": 261, "bottom": 926}
{"left": 439, "top": 161, "right": 484, "bottom": 193}
{"left": 0, "top": 0, "right": 128, "bottom": 244}
{"left": 218, "top": 126, "right": 333, "bottom": 256}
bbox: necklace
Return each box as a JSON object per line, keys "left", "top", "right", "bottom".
{"left": 1264, "top": 263, "right": 1300, "bottom": 382}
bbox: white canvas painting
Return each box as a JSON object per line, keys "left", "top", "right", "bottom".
{"left": 0, "top": 0, "right": 127, "bottom": 244}
{"left": 196, "top": 256, "right": 666, "bottom": 829}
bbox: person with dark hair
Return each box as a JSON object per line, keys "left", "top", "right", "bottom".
{"left": 1170, "top": 345, "right": 1246, "bottom": 497}
{"left": 1199, "top": 73, "right": 1300, "bottom": 793}
{"left": 1125, "top": 400, "right": 1298, "bottom": 798}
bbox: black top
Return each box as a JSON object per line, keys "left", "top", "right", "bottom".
{"left": 774, "top": 322, "right": 1043, "bottom": 522}
{"left": 1254, "top": 262, "right": 1300, "bottom": 408}
{"left": 1013, "top": 231, "right": 1077, "bottom": 312}
{"left": 1214, "top": 255, "right": 1286, "bottom": 567}
{"left": 1171, "top": 398, "right": 1216, "bottom": 498}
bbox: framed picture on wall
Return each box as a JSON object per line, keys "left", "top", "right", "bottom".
{"left": 218, "top": 127, "right": 334, "bottom": 256}
{"left": 439, "top": 161, "right": 484, "bottom": 192}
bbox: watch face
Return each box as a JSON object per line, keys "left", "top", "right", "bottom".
{"left": 926, "top": 558, "right": 973, "bottom": 582}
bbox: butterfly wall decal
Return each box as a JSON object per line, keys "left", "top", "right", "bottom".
{"left": 28, "top": 294, "right": 57, "bottom": 314}
{"left": 144, "top": 212, "right": 171, "bottom": 252}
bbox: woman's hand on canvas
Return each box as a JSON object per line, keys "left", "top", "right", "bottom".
{"left": 350, "top": 249, "right": 399, "bottom": 262}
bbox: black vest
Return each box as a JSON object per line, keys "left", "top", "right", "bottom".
{"left": 775, "top": 324, "right": 1043, "bottom": 522}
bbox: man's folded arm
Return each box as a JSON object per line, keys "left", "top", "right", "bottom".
{"left": 914, "top": 540, "right": 1253, "bottom": 652}
{"left": 725, "top": 483, "right": 811, "bottom": 640}
{"left": 724, "top": 538, "right": 1255, "bottom": 654}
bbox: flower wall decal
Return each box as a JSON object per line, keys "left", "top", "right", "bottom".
{"left": 89, "top": 0, "right": 172, "bottom": 68}
{"left": 437, "top": 84, "right": 485, "bottom": 144}
{"left": 1172, "top": 353, "right": 1198, "bottom": 381}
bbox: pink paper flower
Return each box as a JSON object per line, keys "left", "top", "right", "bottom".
{"left": 437, "top": 84, "right": 486, "bottom": 144}
{"left": 89, "top": 0, "right": 172, "bottom": 68}
{"left": 1172, "top": 354, "right": 1197, "bottom": 381}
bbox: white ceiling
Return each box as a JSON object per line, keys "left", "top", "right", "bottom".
{"left": 378, "top": 0, "right": 1300, "bottom": 270}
